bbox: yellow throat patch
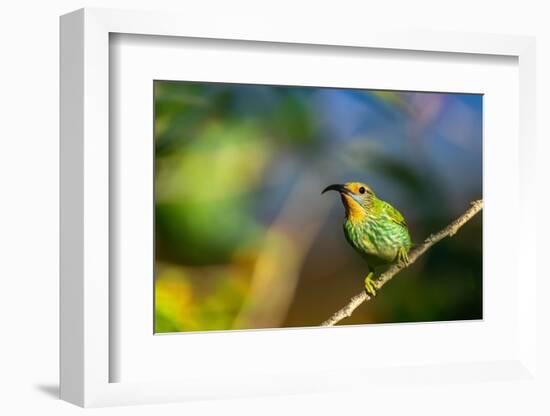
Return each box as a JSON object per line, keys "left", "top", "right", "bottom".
{"left": 341, "top": 193, "right": 367, "bottom": 223}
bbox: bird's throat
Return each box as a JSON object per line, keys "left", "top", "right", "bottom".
{"left": 341, "top": 194, "right": 367, "bottom": 223}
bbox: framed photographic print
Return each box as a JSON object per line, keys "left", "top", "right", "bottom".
{"left": 152, "top": 80, "right": 484, "bottom": 333}
{"left": 60, "top": 8, "right": 538, "bottom": 408}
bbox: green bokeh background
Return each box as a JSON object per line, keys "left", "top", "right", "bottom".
{"left": 154, "top": 81, "right": 482, "bottom": 333}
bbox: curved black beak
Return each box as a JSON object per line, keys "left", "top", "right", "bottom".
{"left": 322, "top": 184, "right": 353, "bottom": 196}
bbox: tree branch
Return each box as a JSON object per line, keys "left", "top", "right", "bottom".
{"left": 321, "top": 199, "right": 483, "bottom": 327}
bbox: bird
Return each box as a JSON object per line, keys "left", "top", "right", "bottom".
{"left": 322, "top": 182, "right": 412, "bottom": 297}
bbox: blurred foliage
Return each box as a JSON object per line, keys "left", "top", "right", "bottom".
{"left": 154, "top": 81, "right": 483, "bottom": 333}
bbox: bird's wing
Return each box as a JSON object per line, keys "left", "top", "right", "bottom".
{"left": 382, "top": 201, "right": 408, "bottom": 228}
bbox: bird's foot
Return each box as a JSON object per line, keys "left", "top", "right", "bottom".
{"left": 364, "top": 272, "right": 378, "bottom": 298}
{"left": 398, "top": 247, "right": 410, "bottom": 266}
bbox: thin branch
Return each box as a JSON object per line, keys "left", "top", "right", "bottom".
{"left": 321, "top": 199, "right": 483, "bottom": 327}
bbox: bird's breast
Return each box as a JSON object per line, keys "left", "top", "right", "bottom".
{"left": 344, "top": 218, "right": 409, "bottom": 264}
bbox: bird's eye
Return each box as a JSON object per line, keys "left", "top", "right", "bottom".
{"left": 359, "top": 187, "right": 366, "bottom": 194}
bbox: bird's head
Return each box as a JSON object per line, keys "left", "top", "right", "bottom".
{"left": 322, "top": 182, "right": 376, "bottom": 221}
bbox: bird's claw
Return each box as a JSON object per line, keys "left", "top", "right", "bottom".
{"left": 364, "top": 272, "right": 378, "bottom": 297}
{"left": 398, "top": 247, "right": 410, "bottom": 266}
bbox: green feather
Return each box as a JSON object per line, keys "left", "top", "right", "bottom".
{"left": 343, "top": 194, "right": 411, "bottom": 267}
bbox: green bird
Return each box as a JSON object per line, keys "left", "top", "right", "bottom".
{"left": 322, "top": 182, "right": 412, "bottom": 297}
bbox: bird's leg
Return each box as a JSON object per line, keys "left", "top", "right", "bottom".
{"left": 397, "top": 247, "right": 410, "bottom": 266}
{"left": 364, "top": 272, "right": 378, "bottom": 297}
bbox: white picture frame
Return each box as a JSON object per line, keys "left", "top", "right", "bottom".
{"left": 60, "top": 8, "right": 537, "bottom": 407}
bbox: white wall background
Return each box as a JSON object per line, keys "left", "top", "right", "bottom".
{"left": 1, "top": 1, "right": 548, "bottom": 414}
